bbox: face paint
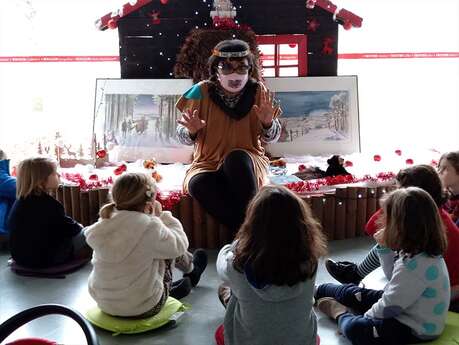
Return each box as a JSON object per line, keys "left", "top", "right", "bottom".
{"left": 217, "top": 72, "right": 249, "bottom": 93}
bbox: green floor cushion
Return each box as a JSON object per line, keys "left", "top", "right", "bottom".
{"left": 411, "top": 312, "right": 459, "bottom": 345}
{"left": 85, "top": 297, "right": 189, "bottom": 336}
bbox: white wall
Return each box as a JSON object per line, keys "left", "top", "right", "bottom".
{"left": 0, "top": 1, "right": 122, "bottom": 158}
{"left": 337, "top": 0, "right": 459, "bottom": 152}
{"left": 0, "top": 0, "right": 458, "bottom": 158}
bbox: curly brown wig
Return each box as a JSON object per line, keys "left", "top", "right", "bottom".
{"left": 174, "top": 28, "right": 261, "bottom": 83}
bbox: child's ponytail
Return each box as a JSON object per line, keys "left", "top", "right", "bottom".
{"left": 100, "top": 202, "right": 116, "bottom": 219}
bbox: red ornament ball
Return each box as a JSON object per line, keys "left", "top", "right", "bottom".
{"left": 406, "top": 158, "right": 414, "bottom": 165}
{"left": 395, "top": 149, "right": 402, "bottom": 156}
{"left": 373, "top": 155, "right": 381, "bottom": 162}
{"left": 96, "top": 149, "right": 107, "bottom": 159}
{"left": 344, "top": 160, "right": 353, "bottom": 167}
{"left": 107, "top": 19, "right": 117, "bottom": 29}
{"left": 298, "top": 164, "right": 306, "bottom": 172}
{"left": 160, "top": 0, "right": 169, "bottom": 4}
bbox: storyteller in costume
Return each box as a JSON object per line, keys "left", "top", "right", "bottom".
{"left": 176, "top": 39, "right": 281, "bottom": 233}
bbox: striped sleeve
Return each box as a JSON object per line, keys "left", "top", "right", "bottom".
{"left": 176, "top": 124, "right": 196, "bottom": 146}
{"left": 261, "top": 118, "right": 281, "bottom": 143}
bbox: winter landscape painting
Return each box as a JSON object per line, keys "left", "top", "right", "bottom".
{"left": 265, "top": 76, "right": 360, "bottom": 156}
{"left": 93, "top": 79, "right": 193, "bottom": 163}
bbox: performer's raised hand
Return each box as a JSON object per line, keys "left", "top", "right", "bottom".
{"left": 253, "top": 91, "right": 279, "bottom": 128}
{"left": 177, "top": 109, "right": 206, "bottom": 135}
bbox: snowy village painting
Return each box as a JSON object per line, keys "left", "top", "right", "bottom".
{"left": 93, "top": 79, "right": 193, "bottom": 163}
{"left": 265, "top": 76, "right": 360, "bottom": 156}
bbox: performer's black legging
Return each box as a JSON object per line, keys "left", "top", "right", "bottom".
{"left": 188, "top": 150, "right": 257, "bottom": 233}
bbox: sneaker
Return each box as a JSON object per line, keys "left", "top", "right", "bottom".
{"left": 170, "top": 277, "right": 192, "bottom": 299}
{"left": 316, "top": 297, "right": 347, "bottom": 320}
{"left": 218, "top": 284, "right": 231, "bottom": 308}
{"left": 183, "top": 249, "right": 208, "bottom": 287}
{"left": 325, "top": 259, "right": 362, "bottom": 285}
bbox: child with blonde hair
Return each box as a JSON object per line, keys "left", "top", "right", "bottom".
{"left": 8, "top": 157, "right": 90, "bottom": 268}
{"left": 85, "top": 173, "right": 207, "bottom": 318}
{"left": 215, "top": 185, "right": 326, "bottom": 345}
{"left": 316, "top": 187, "right": 450, "bottom": 344}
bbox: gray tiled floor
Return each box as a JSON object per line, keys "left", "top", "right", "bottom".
{"left": 0, "top": 237, "right": 382, "bottom": 344}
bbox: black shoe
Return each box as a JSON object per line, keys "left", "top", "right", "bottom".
{"left": 170, "top": 277, "right": 192, "bottom": 299}
{"left": 183, "top": 249, "right": 208, "bottom": 287}
{"left": 325, "top": 259, "right": 362, "bottom": 285}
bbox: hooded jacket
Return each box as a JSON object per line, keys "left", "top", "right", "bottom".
{"left": 217, "top": 243, "right": 318, "bottom": 345}
{"left": 0, "top": 159, "right": 16, "bottom": 235}
{"left": 84, "top": 210, "right": 188, "bottom": 317}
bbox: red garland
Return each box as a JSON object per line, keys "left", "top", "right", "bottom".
{"left": 156, "top": 190, "right": 185, "bottom": 211}
{"left": 285, "top": 172, "right": 396, "bottom": 194}
{"left": 61, "top": 172, "right": 113, "bottom": 192}
{"left": 212, "top": 17, "right": 251, "bottom": 31}
{"left": 61, "top": 172, "right": 185, "bottom": 210}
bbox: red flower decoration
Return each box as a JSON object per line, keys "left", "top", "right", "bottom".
{"left": 96, "top": 150, "right": 107, "bottom": 159}
{"left": 298, "top": 164, "right": 307, "bottom": 172}
{"left": 344, "top": 160, "right": 353, "bottom": 167}
{"left": 405, "top": 159, "right": 414, "bottom": 165}
{"left": 89, "top": 174, "right": 98, "bottom": 181}
{"left": 395, "top": 149, "right": 402, "bottom": 156}
{"left": 113, "top": 164, "right": 127, "bottom": 176}
{"left": 107, "top": 19, "right": 117, "bottom": 29}
{"left": 373, "top": 155, "right": 381, "bottom": 162}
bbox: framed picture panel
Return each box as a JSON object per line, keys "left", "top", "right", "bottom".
{"left": 265, "top": 76, "right": 360, "bottom": 156}
{"left": 93, "top": 78, "right": 193, "bottom": 163}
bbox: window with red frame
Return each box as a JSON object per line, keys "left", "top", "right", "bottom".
{"left": 256, "top": 35, "right": 307, "bottom": 77}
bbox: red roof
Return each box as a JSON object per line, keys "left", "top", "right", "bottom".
{"left": 96, "top": 0, "right": 362, "bottom": 31}
{"left": 96, "top": 0, "right": 153, "bottom": 31}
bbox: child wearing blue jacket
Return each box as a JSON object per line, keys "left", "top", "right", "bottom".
{"left": 0, "top": 149, "right": 16, "bottom": 235}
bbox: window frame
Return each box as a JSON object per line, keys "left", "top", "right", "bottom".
{"left": 256, "top": 34, "right": 307, "bottom": 77}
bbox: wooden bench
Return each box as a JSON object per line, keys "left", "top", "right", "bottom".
{"left": 50, "top": 184, "right": 396, "bottom": 249}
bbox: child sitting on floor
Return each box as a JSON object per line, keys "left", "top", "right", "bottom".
{"left": 326, "top": 164, "right": 459, "bottom": 310}
{"left": 0, "top": 149, "right": 16, "bottom": 236}
{"left": 215, "top": 185, "right": 327, "bottom": 345}
{"left": 85, "top": 173, "right": 207, "bottom": 318}
{"left": 8, "top": 157, "right": 91, "bottom": 268}
{"left": 438, "top": 151, "right": 459, "bottom": 227}
{"left": 316, "top": 187, "right": 450, "bottom": 344}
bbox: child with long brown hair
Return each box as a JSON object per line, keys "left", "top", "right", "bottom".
{"left": 438, "top": 151, "right": 459, "bottom": 227}
{"left": 8, "top": 157, "right": 90, "bottom": 268}
{"left": 326, "top": 165, "right": 459, "bottom": 309}
{"left": 215, "top": 185, "right": 327, "bottom": 345}
{"left": 84, "top": 173, "right": 207, "bottom": 318}
{"left": 316, "top": 187, "right": 450, "bottom": 344}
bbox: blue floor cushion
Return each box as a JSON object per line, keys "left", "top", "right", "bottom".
{"left": 85, "top": 297, "right": 189, "bottom": 335}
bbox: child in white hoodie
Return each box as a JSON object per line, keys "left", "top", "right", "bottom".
{"left": 85, "top": 173, "right": 207, "bottom": 318}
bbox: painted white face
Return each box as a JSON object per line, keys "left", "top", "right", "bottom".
{"left": 216, "top": 58, "right": 250, "bottom": 93}
{"left": 217, "top": 72, "right": 248, "bottom": 93}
